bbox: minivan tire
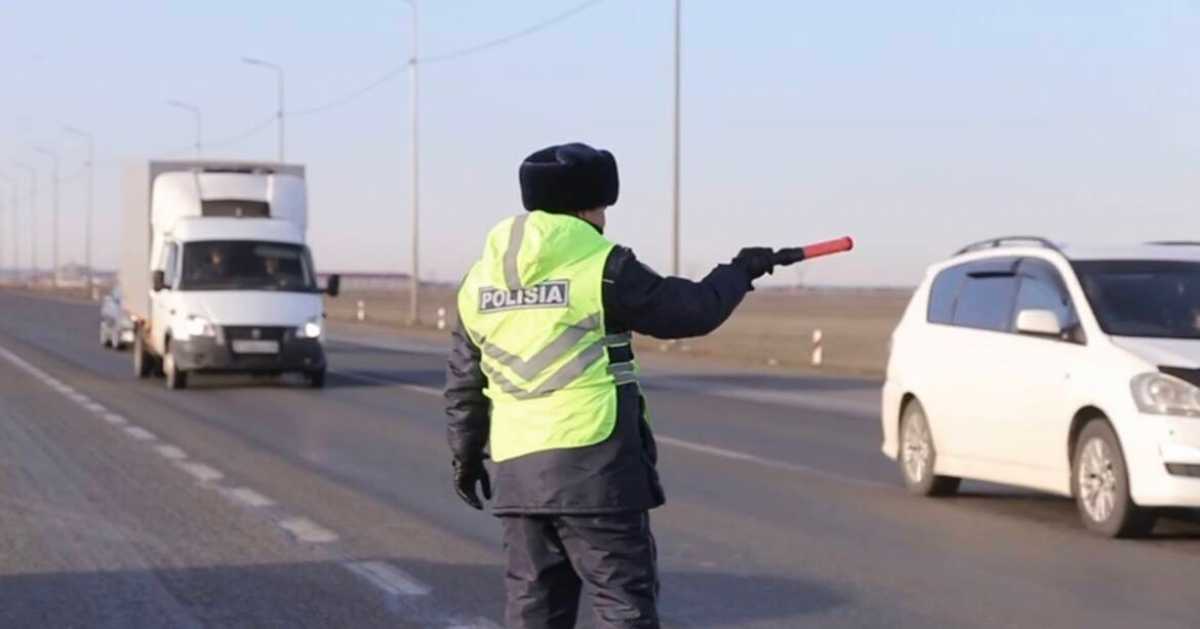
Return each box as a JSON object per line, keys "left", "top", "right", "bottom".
{"left": 1073, "top": 420, "right": 1155, "bottom": 538}
{"left": 899, "top": 400, "right": 961, "bottom": 497}
{"left": 163, "top": 342, "right": 188, "bottom": 390}
{"left": 306, "top": 368, "right": 326, "bottom": 389}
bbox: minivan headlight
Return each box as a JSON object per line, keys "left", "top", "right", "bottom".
{"left": 179, "top": 316, "right": 217, "bottom": 340}
{"left": 1131, "top": 373, "right": 1200, "bottom": 418}
{"left": 296, "top": 317, "right": 322, "bottom": 339}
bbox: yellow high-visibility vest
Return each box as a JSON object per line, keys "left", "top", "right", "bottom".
{"left": 458, "top": 211, "right": 638, "bottom": 462}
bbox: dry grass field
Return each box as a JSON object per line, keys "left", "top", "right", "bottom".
{"left": 325, "top": 284, "right": 912, "bottom": 377}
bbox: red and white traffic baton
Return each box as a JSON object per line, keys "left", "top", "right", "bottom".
{"left": 770, "top": 236, "right": 855, "bottom": 267}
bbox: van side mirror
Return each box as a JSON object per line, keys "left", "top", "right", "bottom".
{"left": 152, "top": 270, "right": 166, "bottom": 292}
{"left": 325, "top": 274, "right": 341, "bottom": 297}
{"left": 1016, "top": 309, "right": 1062, "bottom": 338}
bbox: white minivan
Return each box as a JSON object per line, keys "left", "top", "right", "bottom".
{"left": 882, "top": 237, "right": 1200, "bottom": 537}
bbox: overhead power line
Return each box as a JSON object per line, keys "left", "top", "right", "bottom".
{"left": 290, "top": 66, "right": 408, "bottom": 117}
{"left": 206, "top": 115, "right": 277, "bottom": 149}
{"left": 420, "top": 0, "right": 605, "bottom": 64}
{"left": 287, "top": 0, "right": 605, "bottom": 117}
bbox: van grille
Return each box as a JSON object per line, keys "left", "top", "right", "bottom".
{"left": 224, "top": 326, "right": 289, "bottom": 342}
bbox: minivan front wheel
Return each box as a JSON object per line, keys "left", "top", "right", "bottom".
{"left": 163, "top": 342, "right": 188, "bottom": 391}
{"left": 1073, "top": 420, "right": 1155, "bottom": 538}
{"left": 899, "top": 400, "right": 961, "bottom": 497}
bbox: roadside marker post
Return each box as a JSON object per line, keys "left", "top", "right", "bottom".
{"left": 812, "top": 329, "right": 824, "bottom": 367}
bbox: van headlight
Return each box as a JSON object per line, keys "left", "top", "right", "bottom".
{"left": 296, "top": 317, "right": 322, "bottom": 339}
{"left": 178, "top": 316, "right": 216, "bottom": 340}
{"left": 1131, "top": 373, "right": 1200, "bottom": 418}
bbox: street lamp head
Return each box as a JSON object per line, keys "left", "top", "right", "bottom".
{"left": 242, "top": 56, "right": 281, "bottom": 71}
{"left": 167, "top": 99, "right": 200, "bottom": 113}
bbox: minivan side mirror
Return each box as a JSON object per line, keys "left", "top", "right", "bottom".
{"left": 325, "top": 274, "right": 341, "bottom": 297}
{"left": 152, "top": 270, "right": 166, "bottom": 292}
{"left": 1016, "top": 309, "right": 1062, "bottom": 338}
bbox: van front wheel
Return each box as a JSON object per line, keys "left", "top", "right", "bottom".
{"left": 163, "top": 343, "right": 188, "bottom": 390}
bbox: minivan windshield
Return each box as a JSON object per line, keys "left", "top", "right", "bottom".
{"left": 178, "top": 241, "right": 317, "bottom": 292}
{"left": 1074, "top": 260, "right": 1200, "bottom": 339}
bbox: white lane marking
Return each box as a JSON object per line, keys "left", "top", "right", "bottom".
{"left": 124, "top": 426, "right": 158, "bottom": 441}
{"left": 82, "top": 402, "right": 107, "bottom": 414}
{"left": 102, "top": 413, "right": 128, "bottom": 425}
{"left": 67, "top": 392, "right": 91, "bottom": 404}
{"left": 176, "top": 462, "right": 224, "bottom": 483}
{"left": 344, "top": 560, "right": 432, "bottom": 596}
{"left": 649, "top": 378, "right": 879, "bottom": 417}
{"left": 222, "top": 487, "right": 275, "bottom": 508}
{"left": 332, "top": 369, "right": 441, "bottom": 397}
{"left": 279, "top": 517, "right": 339, "bottom": 544}
{"left": 655, "top": 435, "right": 889, "bottom": 489}
{"left": 446, "top": 619, "right": 503, "bottom": 629}
{"left": 155, "top": 445, "right": 188, "bottom": 460}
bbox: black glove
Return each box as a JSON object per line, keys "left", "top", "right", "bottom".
{"left": 452, "top": 457, "right": 492, "bottom": 510}
{"left": 731, "top": 247, "right": 776, "bottom": 281}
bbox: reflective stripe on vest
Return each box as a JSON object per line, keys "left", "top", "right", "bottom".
{"left": 458, "top": 211, "right": 636, "bottom": 462}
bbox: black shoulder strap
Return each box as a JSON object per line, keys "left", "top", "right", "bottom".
{"left": 603, "top": 245, "right": 634, "bottom": 284}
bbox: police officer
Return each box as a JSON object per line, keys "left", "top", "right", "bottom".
{"left": 445, "top": 143, "right": 777, "bottom": 629}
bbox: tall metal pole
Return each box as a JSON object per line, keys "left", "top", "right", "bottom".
{"left": 671, "top": 0, "right": 682, "bottom": 277}
{"left": 13, "top": 163, "right": 36, "bottom": 285}
{"left": 0, "top": 174, "right": 7, "bottom": 281}
{"left": 35, "top": 147, "right": 60, "bottom": 287}
{"left": 168, "top": 100, "right": 203, "bottom": 157}
{"left": 407, "top": 0, "right": 421, "bottom": 325}
{"left": 65, "top": 126, "right": 95, "bottom": 292}
{"left": 242, "top": 58, "right": 286, "bottom": 162}
{"left": 1, "top": 174, "right": 17, "bottom": 283}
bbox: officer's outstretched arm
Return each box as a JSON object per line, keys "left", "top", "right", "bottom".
{"left": 604, "top": 246, "right": 763, "bottom": 339}
{"left": 444, "top": 317, "right": 490, "bottom": 463}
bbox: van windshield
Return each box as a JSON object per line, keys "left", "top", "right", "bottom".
{"left": 178, "top": 241, "right": 317, "bottom": 292}
{"left": 1074, "top": 260, "right": 1200, "bottom": 339}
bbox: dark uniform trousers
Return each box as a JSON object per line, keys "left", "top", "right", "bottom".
{"left": 502, "top": 512, "right": 659, "bottom": 629}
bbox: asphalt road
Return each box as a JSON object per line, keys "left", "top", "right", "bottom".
{"left": 2, "top": 291, "right": 1199, "bottom": 628}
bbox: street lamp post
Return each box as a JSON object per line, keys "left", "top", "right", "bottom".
{"left": 0, "top": 173, "right": 7, "bottom": 281}
{"left": 404, "top": 0, "right": 421, "bottom": 325}
{"left": 13, "top": 162, "right": 37, "bottom": 285}
{"left": 242, "top": 57, "right": 286, "bottom": 162}
{"left": 167, "top": 100, "right": 203, "bottom": 157}
{"left": 65, "top": 125, "right": 95, "bottom": 293}
{"left": 0, "top": 173, "right": 16, "bottom": 283}
{"left": 34, "top": 147, "right": 60, "bottom": 287}
{"left": 671, "top": 0, "right": 682, "bottom": 277}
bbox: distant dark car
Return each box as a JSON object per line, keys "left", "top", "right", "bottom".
{"left": 100, "top": 286, "right": 134, "bottom": 351}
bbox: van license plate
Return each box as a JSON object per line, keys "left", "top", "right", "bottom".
{"left": 232, "top": 340, "right": 279, "bottom": 354}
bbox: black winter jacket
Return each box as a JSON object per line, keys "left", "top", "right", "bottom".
{"left": 444, "top": 244, "right": 753, "bottom": 514}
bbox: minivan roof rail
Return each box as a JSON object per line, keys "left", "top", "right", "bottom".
{"left": 954, "top": 236, "right": 1062, "bottom": 256}
{"left": 1147, "top": 241, "right": 1200, "bottom": 246}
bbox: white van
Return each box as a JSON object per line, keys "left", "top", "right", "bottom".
{"left": 120, "top": 161, "right": 340, "bottom": 390}
{"left": 882, "top": 237, "right": 1200, "bottom": 537}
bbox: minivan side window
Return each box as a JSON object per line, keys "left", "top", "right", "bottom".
{"left": 927, "top": 264, "right": 968, "bottom": 324}
{"left": 954, "top": 275, "right": 1019, "bottom": 332}
{"left": 163, "top": 242, "right": 180, "bottom": 288}
{"left": 1013, "top": 258, "right": 1084, "bottom": 342}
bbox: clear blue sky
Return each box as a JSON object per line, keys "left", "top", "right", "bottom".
{"left": 1, "top": 1, "right": 1198, "bottom": 286}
